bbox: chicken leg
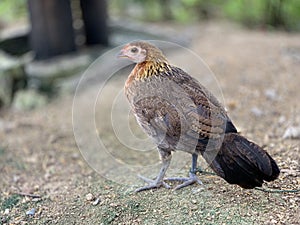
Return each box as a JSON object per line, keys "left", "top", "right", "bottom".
{"left": 135, "top": 149, "right": 172, "bottom": 192}
{"left": 164, "top": 153, "right": 203, "bottom": 190}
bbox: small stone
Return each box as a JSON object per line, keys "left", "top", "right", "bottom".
{"left": 34, "top": 185, "right": 40, "bottom": 191}
{"left": 270, "top": 218, "right": 278, "bottom": 224}
{"left": 92, "top": 197, "right": 100, "bottom": 206}
{"left": 191, "top": 187, "right": 205, "bottom": 194}
{"left": 282, "top": 126, "right": 300, "bottom": 139}
{"left": 71, "top": 153, "right": 79, "bottom": 159}
{"left": 31, "top": 198, "right": 42, "bottom": 202}
{"left": 26, "top": 208, "right": 35, "bottom": 216}
{"left": 265, "top": 89, "right": 278, "bottom": 101}
{"left": 251, "top": 107, "right": 264, "bottom": 117}
{"left": 13, "top": 175, "right": 20, "bottom": 182}
{"left": 22, "top": 197, "right": 30, "bottom": 203}
{"left": 4, "top": 208, "right": 9, "bottom": 215}
{"left": 278, "top": 116, "right": 286, "bottom": 124}
{"left": 86, "top": 193, "right": 94, "bottom": 201}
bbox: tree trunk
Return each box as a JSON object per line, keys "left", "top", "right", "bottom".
{"left": 160, "top": 0, "right": 172, "bottom": 20}
{"left": 80, "top": 0, "right": 108, "bottom": 46}
{"left": 28, "top": 0, "right": 76, "bottom": 60}
{"left": 265, "top": 0, "right": 285, "bottom": 28}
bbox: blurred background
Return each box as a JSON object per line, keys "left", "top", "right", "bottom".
{"left": 0, "top": 0, "right": 300, "bottom": 110}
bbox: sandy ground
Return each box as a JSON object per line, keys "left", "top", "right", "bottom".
{"left": 0, "top": 22, "right": 299, "bottom": 224}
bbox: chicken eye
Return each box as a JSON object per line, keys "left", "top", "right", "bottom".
{"left": 131, "top": 47, "right": 138, "bottom": 53}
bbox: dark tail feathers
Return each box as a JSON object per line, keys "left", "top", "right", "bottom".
{"left": 209, "top": 133, "right": 280, "bottom": 189}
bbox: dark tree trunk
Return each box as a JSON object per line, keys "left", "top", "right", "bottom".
{"left": 80, "top": 0, "right": 108, "bottom": 46}
{"left": 265, "top": 0, "right": 286, "bottom": 28}
{"left": 28, "top": 0, "right": 76, "bottom": 60}
{"left": 160, "top": 0, "right": 172, "bottom": 20}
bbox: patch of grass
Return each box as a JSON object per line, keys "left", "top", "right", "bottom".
{"left": 101, "top": 206, "right": 119, "bottom": 224}
{"left": 1, "top": 194, "right": 21, "bottom": 210}
{"left": 99, "top": 198, "right": 145, "bottom": 224}
{"left": 126, "top": 200, "right": 144, "bottom": 213}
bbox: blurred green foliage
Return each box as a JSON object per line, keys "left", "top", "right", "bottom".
{"left": 223, "top": 0, "right": 300, "bottom": 30}
{"left": 0, "top": 0, "right": 299, "bottom": 31}
{"left": 0, "top": 0, "right": 27, "bottom": 24}
{"left": 110, "top": 0, "right": 300, "bottom": 31}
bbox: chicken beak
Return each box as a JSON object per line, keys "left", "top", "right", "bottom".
{"left": 117, "top": 49, "right": 127, "bottom": 58}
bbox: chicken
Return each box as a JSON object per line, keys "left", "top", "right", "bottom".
{"left": 118, "top": 41, "right": 280, "bottom": 192}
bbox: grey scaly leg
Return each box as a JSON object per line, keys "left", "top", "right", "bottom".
{"left": 164, "top": 153, "right": 203, "bottom": 190}
{"left": 135, "top": 148, "right": 172, "bottom": 192}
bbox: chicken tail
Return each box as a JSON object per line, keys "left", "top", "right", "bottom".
{"left": 208, "top": 133, "right": 280, "bottom": 189}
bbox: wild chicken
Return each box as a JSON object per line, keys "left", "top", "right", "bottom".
{"left": 118, "top": 41, "right": 280, "bottom": 192}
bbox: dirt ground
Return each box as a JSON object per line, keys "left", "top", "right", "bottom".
{"left": 0, "top": 22, "right": 300, "bottom": 224}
